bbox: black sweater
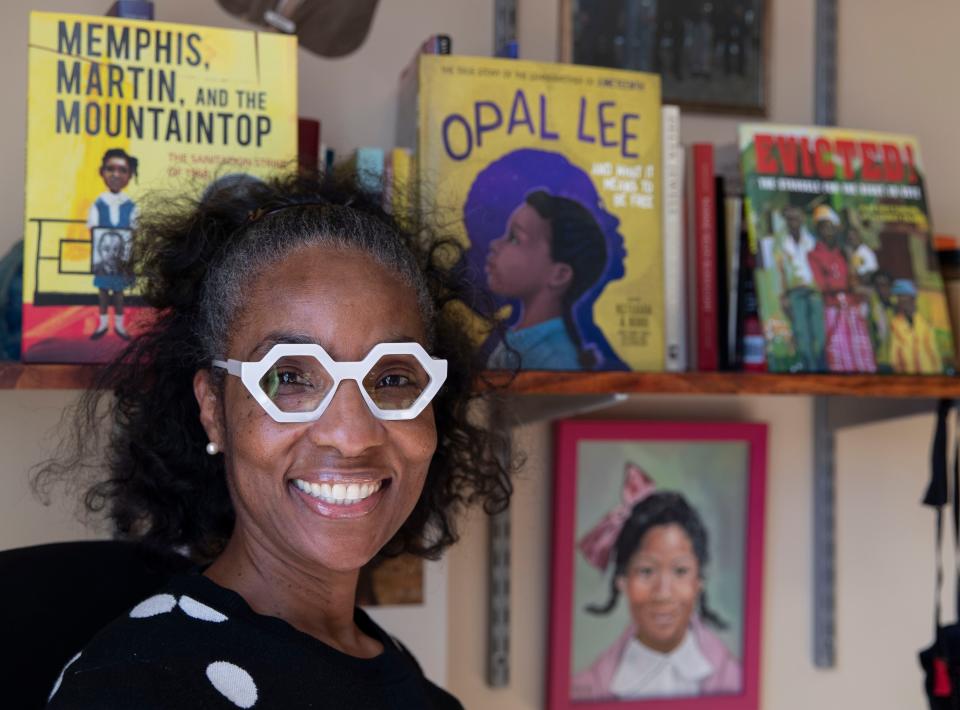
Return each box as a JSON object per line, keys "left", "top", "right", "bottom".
{"left": 46, "top": 571, "right": 462, "bottom": 709}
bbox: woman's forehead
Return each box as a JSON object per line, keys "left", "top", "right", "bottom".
{"left": 634, "top": 523, "right": 696, "bottom": 553}
{"left": 510, "top": 203, "right": 550, "bottom": 241}
{"left": 229, "top": 246, "right": 428, "bottom": 359}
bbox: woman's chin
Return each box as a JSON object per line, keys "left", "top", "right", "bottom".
{"left": 299, "top": 542, "right": 379, "bottom": 575}
{"left": 636, "top": 617, "right": 687, "bottom": 652}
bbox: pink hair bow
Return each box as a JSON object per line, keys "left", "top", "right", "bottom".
{"left": 578, "top": 462, "right": 656, "bottom": 570}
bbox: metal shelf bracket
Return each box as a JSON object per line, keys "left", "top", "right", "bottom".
{"left": 812, "top": 395, "right": 938, "bottom": 668}
{"left": 486, "top": 392, "right": 627, "bottom": 687}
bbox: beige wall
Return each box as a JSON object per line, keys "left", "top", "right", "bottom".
{"left": 0, "top": 1, "right": 951, "bottom": 708}
{"left": 838, "top": 0, "right": 960, "bottom": 236}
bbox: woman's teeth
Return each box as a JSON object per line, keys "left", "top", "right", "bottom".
{"left": 293, "top": 479, "right": 382, "bottom": 505}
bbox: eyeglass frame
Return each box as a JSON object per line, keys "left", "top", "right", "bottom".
{"left": 211, "top": 342, "right": 448, "bottom": 423}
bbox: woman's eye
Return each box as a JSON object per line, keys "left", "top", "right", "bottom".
{"left": 277, "top": 370, "right": 307, "bottom": 385}
{"left": 261, "top": 367, "right": 312, "bottom": 399}
{"left": 377, "top": 373, "right": 413, "bottom": 388}
{"left": 673, "top": 565, "right": 691, "bottom": 578}
{"left": 632, "top": 566, "right": 655, "bottom": 579}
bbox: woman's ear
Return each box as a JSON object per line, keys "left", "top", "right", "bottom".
{"left": 615, "top": 575, "right": 627, "bottom": 593}
{"left": 548, "top": 262, "right": 574, "bottom": 290}
{"left": 194, "top": 369, "right": 224, "bottom": 447}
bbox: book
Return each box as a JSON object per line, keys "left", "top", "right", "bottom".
{"left": 396, "top": 35, "right": 452, "bottom": 152}
{"left": 740, "top": 124, "right": 956, "bottom": 374}
{"left": 297, "top": 117, "right": 321, "bottom": 172}
{"left": 106, "top": 1, "right": 154, "bottom": 20}
{"left": 714, "top": 143, "right": 744, "bottom": 370}
{"left": 22, "top": 12, "right": 298, "bottom": 363}
{"left": 661, "top": 105, "right": 686, "bottom": 372}
{"left": 722, "top": 193, "right": 743, "bottom": 368}
{"left": 736, "top": 232, "right": 767, "bottom": 372}
{"left": 383, "top": 147, "right": 414, "bottom": 221}
{"left": 400, "top": 54, "right": 663, "bottom": 371}
{"left": 688, "top": 143, "right": 719, "bottom": 371}
{"left": 340, "top": 147, "right": 385, "bottom": 196}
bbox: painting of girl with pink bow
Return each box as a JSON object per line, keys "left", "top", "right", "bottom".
{"left": 547, "top": 421, "right": 767, "bottom": 710}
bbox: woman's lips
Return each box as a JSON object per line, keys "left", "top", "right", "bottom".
{"left": 644, "top": 608, "right": 680, "bottom": 631}
{"left": 289, "top": 476, "right": 389, "bottom": 519}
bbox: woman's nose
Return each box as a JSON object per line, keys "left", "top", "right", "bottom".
{"left": 305, "top": 380, "right": 386, "bottom": 456}
{"left": 653, "top": 573, "right": 672, "bottom": 598}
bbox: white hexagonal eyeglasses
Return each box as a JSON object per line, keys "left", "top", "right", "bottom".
{"left": 212, "top": 342, "right": 447, "bottom": 423}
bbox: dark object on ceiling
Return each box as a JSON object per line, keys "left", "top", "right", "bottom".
{"left": 216, "top": 0, "right": 381, "bottom": 57}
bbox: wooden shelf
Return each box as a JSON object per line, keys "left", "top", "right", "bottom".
{"left": 0, "top": 362, "right": 96, "bottom": 390}
{"left": 485, "top": 370, "right": 960, "bottom": 398}
{"left": 2, "top": 361, "right": 959, "bottom": 398}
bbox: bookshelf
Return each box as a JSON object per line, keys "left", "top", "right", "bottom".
{"left": 3, "top": 360, "right": 959, "bottom": 397}
{"left": 0, "top": 363, "right": 96, "bottom": 390}
{"left": 489, "top": 371, "right": 960, "bottom": 398}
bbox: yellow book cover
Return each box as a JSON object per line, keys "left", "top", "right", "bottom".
{"left": 385, "top": 147, "right": 413, "bottom": 220}
{"left": 23, "top": 12, "right": 297, "bottom": 362}
{"left": 414, "top": 55, "right": 662, "bottom": 371}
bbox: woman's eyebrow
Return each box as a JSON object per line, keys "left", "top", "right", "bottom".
{"left": 247, "top": 331, "right": 315, "bottom": 358}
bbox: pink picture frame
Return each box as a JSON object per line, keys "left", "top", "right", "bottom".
{"left": 548, "top": 420, "right": 767, "bottom": 710}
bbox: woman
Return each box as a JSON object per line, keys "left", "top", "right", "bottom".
{"left": 87, "top": 147, "right": 139, "bottom": 340}
{"left": 485, "top": 190, "right": 608, "bottom": 370}
{"left": 39, "top": 172, "right": 512, "bottom": 708}
{"left": 573, "top": 464, "right": 740, "bottom": 701}
{"left": 806, "top": 204, "right": 876, "bottom": 373}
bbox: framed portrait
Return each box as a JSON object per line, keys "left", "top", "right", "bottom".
{"left": 90, "top": 226, "right": 133, "bottom": 277}
{"left": 548, "top": 420, "right": 766, "bottom": 710}
{"left": 559, "top": 0, "right": 769, "bottom": 115}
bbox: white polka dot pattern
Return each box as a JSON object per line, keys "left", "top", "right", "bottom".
{"left": 47, "top": 651, "right": 81, "bottom": 701}
{"left": 206, "top": 661, "right": 258, "bottom": 708}
{"left": 178, "top": 595, "right": 228, "bottom": 622}
{"left": 129, "top": 593, "right": 178, "bottom": 618}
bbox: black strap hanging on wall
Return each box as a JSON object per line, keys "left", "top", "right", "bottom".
{"left": 919, "top": 399, "right": 960, "bottom": 709}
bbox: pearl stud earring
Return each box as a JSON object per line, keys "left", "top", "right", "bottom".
{"left": 205, "top": 442, "right": 220, "bottom": 456}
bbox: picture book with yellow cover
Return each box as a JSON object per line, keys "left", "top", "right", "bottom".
{"left": 400, "top": 55, "right": 663, "bottom": 371}
{"left": 22, "top": 12, "right": 297, "bottom": 362}
{"left": 740, "top": 124, "right": 955, "bottom": 374}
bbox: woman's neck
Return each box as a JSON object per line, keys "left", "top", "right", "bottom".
{"left": 516, "top": 290, "right": 565, "bottom": 330}
{"left": 204, "top": 526, "right": 382, "bottom": 658}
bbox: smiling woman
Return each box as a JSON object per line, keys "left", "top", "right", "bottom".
{"left": 34, "top": 172, "right": 513, "bottom": 709}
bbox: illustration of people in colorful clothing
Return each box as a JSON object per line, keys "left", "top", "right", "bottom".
{"left": 846, "top": 224, "right": 879, "bottom": 283}
{"left": 774, "top": 205, "right": 825, "bottom": 371}
{"left": 889, "top": 278, "right": 943, "bottom": 374}
{"left": 87, "top": 148, "right": 139, "bottom": 340}
{"left": 806, "top": 205, "right": 876, "bottom": 372}
{"left": 867, "top": 270, "right": 896, "bottom": 372}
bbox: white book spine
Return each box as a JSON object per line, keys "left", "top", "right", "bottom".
{"left": 661, "top": 105, "right": 687, "bottom": 371}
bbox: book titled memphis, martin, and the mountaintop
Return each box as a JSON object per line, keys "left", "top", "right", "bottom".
{"left": 21, "top": 12, "right": 297, "bottom": 363}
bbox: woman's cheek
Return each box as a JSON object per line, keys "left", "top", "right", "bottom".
{"left": 677, "top": 575, "right": 702, "bottom": 607}
{"left": 625, "top": 577, "right": 653, "bottom": 605}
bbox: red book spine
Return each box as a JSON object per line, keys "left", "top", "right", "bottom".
{"left": 692, "top": 144, "right": 718, "bottom": 371}
{"left": 297, "top": 118, "right": 320, "bottom": 172}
